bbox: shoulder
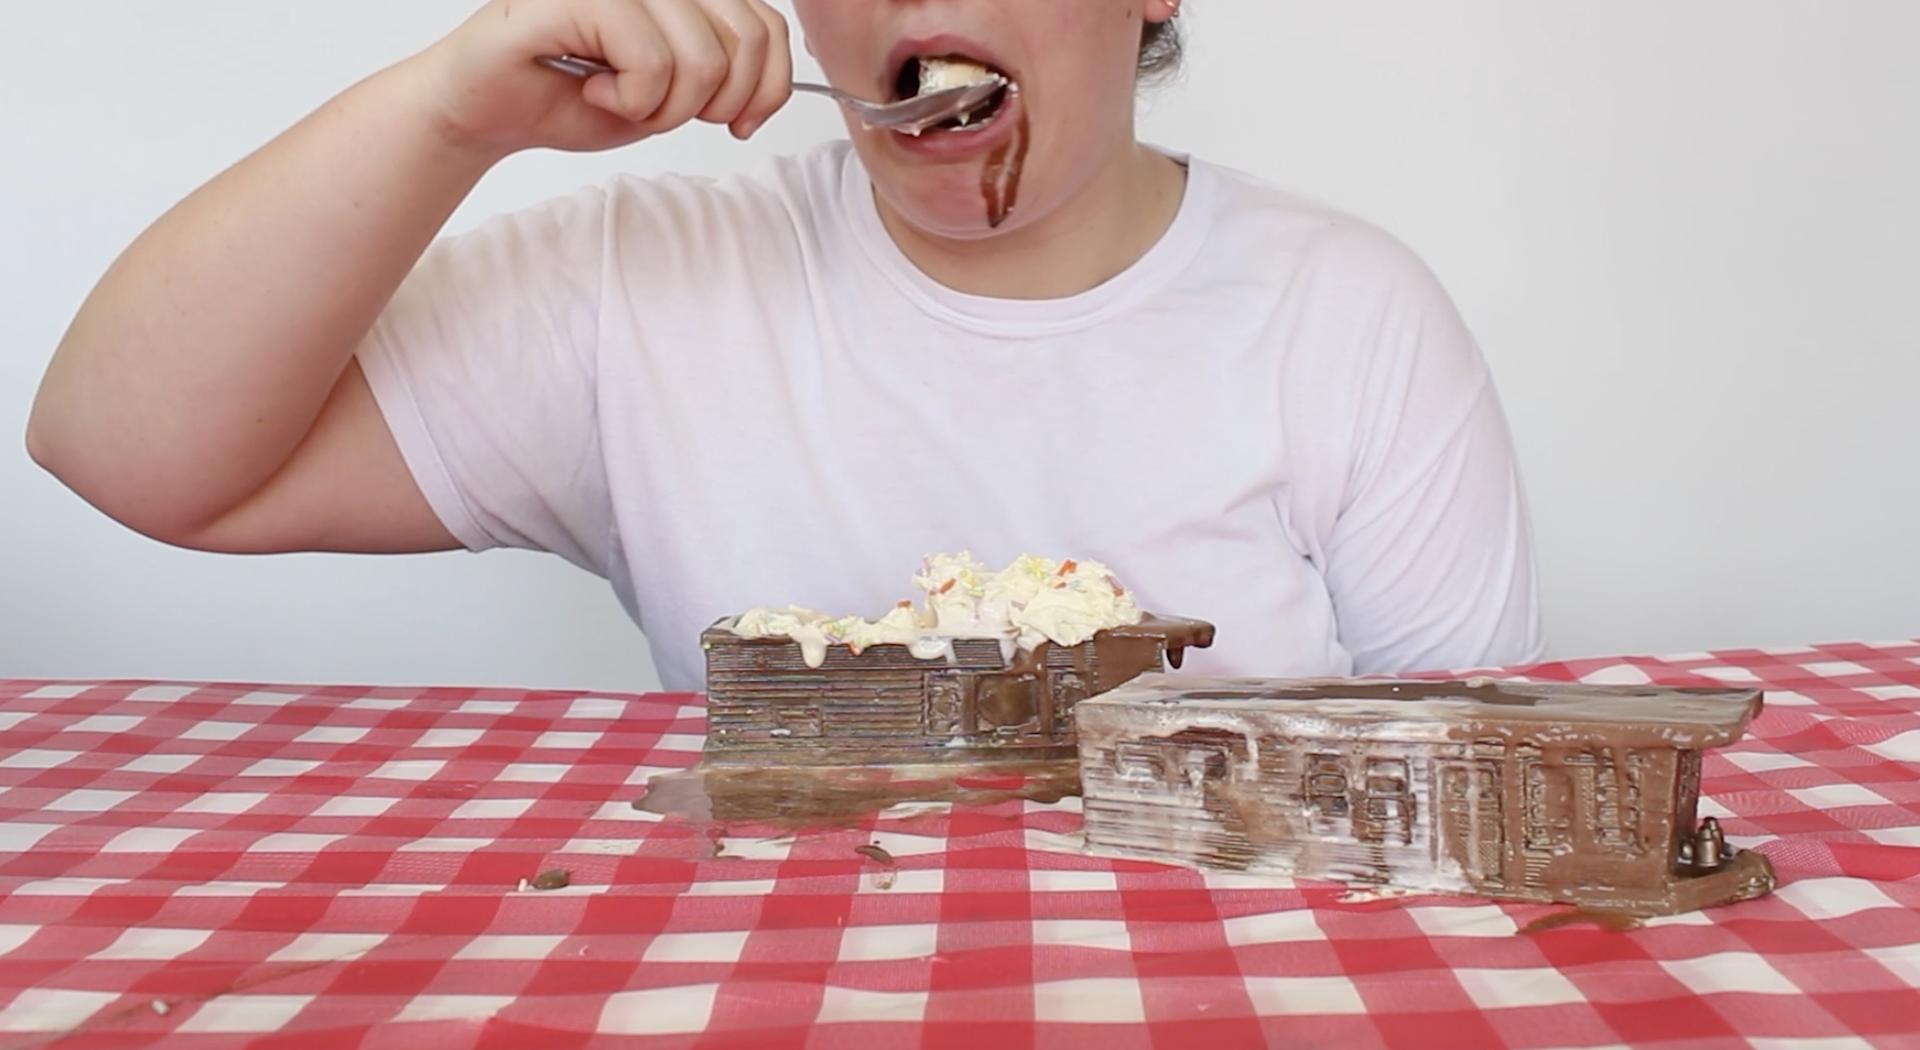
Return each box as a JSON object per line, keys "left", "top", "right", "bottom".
{"left": 1194, "top": 157, "right": 1450, "bottom": 302}
{"left": 425, "top": 143, "right": 849, "bottom": 281}
{"left": 1191, "top": 158, "right": 1494, "bottom": 457}
{"left": 594, "top": 141, "right": 852, "bottom": 256}
{"left": 1194, "top": 157, "right": 1477, "bottom": 372}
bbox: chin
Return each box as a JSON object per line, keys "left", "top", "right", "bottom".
{"left": 855, "top": 107, "right": 1038, "bottom": 239}
{"left": 864, "top": 155, "right": 1041, "bottom": 242}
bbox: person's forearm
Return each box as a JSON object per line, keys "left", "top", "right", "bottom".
{"left": 28, "top": 57, "right": 503, "bottom": 539}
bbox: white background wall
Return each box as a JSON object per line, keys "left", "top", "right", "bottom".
{"left": 4, "top": 2, "right": 1916, "bottom": 691}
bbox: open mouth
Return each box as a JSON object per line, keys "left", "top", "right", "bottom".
{"left": 891, "top": 54, "right": 1014, "bottom": 133}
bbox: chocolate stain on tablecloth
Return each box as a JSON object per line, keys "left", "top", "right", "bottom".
{"left": 634, "top": 760, "right": 1079, "bottom": 831}
{"left": 1521, "top": 909, "right": 1646, "bottom": 935}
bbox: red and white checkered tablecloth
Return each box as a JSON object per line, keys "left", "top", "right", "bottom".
{"left": 0, "top": 642, "right": 1917, "bottom": 1049}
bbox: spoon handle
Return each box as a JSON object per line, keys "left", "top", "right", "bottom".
{"left": 535, "top": 54, "right": 615, "bottom": 78}
{"left": 537, "top": 54, "right": 840, "bottom": 98}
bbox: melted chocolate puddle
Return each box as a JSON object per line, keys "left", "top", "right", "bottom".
{"left": 634, "top": 759, "right": 1080, "bottom": 831}
{"left": 1520, "top": 909, "right": 1646, "bottom": 935}
{"left": 982, "top": 111, "right": 1031, "bottom": 228}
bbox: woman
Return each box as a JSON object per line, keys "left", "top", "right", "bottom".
{"left": 27, "top": 0, "right": 1544, "bottom": 690}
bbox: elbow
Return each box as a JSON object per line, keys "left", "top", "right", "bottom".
{"left": 24, "top": 413, "right": 50, "bottom": 474}
{"left": 24, "top": 394, "right": 70, "bottom": 484}
{"left": 24, "top": 396, "right": 104, "bottom": 513}
{"left": 25, "top": 398, "right": 218, "bottom": 551}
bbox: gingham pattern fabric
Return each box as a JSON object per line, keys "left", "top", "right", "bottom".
{"left": 1, "top": 641, "right": 1916, "bottom": 1049}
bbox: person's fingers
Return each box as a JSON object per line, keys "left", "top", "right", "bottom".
{"left": 634, "top": 0, "right": 731, "bottom": 132}
{"left": 577, "top": 0, "right": 673, "bottom": 122}
{"left": 729, "top": 0, "right": 792, "bottom": 139}
{"left": 691, "top": 0, "right": 769, "bottom": 126}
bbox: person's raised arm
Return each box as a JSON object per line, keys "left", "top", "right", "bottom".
{"left": 27, "top": 0, "right": 790, "bottom": 553}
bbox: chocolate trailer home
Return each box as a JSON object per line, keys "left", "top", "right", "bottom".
{"left": 1077, "top": 675, "right": 1776, "bottom": 914}
{"left": 701, "top": 616, "right": 1214, "bottom": 766}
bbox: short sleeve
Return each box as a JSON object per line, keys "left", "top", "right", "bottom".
{"left": 356, "top": 185, "right": 613, "bottom": 575}
{"left": 1314, "top": 230, "right": 1546, "bottom": 673}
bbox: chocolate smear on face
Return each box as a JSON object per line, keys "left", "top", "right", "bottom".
{"left": 982, "top": 110, "right": 1031, "bottom": 228}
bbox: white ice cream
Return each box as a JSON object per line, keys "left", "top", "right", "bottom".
{"left": 729, "top": 552, "right": 1145, "bottom": 668}
{"left": 917, "top": 57, "right": 999, "bottom": 96}
{"left": 911, "top": 57, "right": 1006, "bottom": 131}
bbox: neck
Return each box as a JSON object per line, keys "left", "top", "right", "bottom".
{"left": 875, "top": 142, "right": 1188, "bottom": 300}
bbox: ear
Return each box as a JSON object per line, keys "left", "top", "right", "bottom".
{"left": 1144, "top": 0, "right": 1182, "bottom": 26}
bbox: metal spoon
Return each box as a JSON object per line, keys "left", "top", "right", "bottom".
{"left": 536, "top": 54, "right": 1008, "bottom": 135}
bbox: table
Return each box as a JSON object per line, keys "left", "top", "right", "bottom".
{"left": 1, "top": 641, "right": 1917, "bottom": 1048}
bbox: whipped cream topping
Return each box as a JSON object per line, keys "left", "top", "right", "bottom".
{"left": 728, "top": 552, "right": 1144, "bottom": 669}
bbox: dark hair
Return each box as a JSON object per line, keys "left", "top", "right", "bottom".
{"left": 1138, "top": 19, "right": 1184, "bottom": 80}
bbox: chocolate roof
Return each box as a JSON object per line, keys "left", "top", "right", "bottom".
{"left": 1078, "top": 674, "right": 1764, "bottom": 750}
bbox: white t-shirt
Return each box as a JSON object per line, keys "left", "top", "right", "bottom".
{"left": 359, "top": 141, "right": 1545, "bottom": 691}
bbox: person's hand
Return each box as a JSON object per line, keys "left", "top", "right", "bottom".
{"left": 412, "top": 0, "right": 793, "bottom": 156}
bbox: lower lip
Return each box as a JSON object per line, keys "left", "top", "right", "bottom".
{"left": 882, "top": 88, "right": 1024, "bottom": 160}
